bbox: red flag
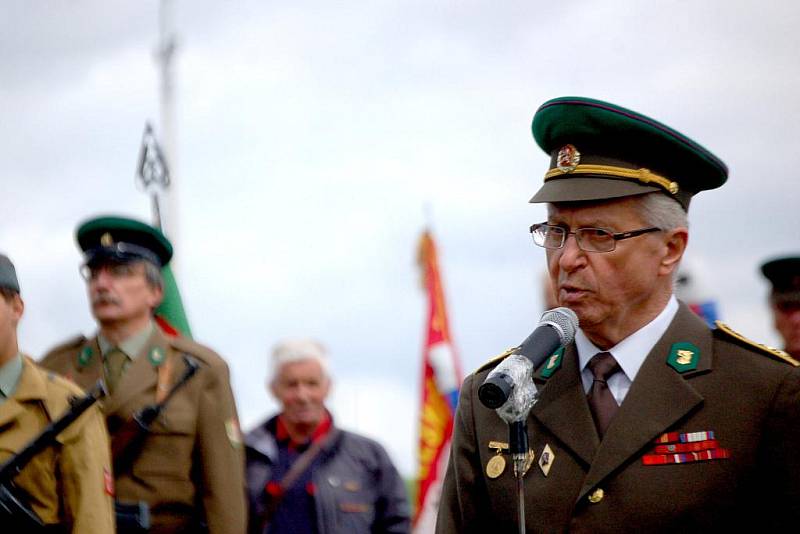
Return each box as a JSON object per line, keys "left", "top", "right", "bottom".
{"left": 414, "top": 230, "right": 462, "bottom": 532}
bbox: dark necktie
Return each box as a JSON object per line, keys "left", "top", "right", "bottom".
{"left": 587, "top": 351, "right": 621, "bottom": 438}
{"left": 105, "top": 348, "right": 129, "bottom": 394}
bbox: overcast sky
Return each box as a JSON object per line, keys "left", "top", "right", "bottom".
{"left": 3, "top": 0, "right": 799, "bottom": 477}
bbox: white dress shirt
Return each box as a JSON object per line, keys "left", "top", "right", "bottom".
{"left": 576, "top": 295, "right": 679, "bottom": 406}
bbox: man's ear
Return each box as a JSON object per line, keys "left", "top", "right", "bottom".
{"left": 11, "top": 294, "right": 24, "bottom": 324}
{"left": 659, "top": 227, "right": 689, "bottom": 277}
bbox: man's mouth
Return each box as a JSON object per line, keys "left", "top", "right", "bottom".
{"left": 559, "top": 284, "right": 589, "bottom": 302}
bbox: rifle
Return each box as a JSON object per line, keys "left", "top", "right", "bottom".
{"left": 0, "top": 380, "right": 107, "bottom": 531}
{"left": 111, "top": 355, "right": 199, "bottom": 475}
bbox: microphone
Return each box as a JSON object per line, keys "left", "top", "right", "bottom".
{"left": 478, "top": 307, "right": 579, "bottom": 409}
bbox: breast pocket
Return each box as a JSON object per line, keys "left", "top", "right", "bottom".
{"left": 327, "top": 476, "right": 377, "bottom": 533}
{"left": 131, "top": 411, "right": 197, "bottom": 481}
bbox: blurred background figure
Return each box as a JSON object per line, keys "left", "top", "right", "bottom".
{"left": 0, "top": 254, "right": 114, "bottom": 532}
{"left": 245, "top": 338, "right": 410, "bottom": 534}
{"left": 761, "top": 255, "right": 800, "bottom": 359}
{"left": 674, "top": 260, "right": 720, "bottom": 327}
{"left": 40, "top": 216, "right": 246, "bottom": 534}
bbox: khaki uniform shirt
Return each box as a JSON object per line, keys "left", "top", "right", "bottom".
{"left": 41, "top": 325, "right": 247, "bottom": 534}
{"left": 436, "top": 304, "right": 800, "bottom": 532}
{"left": 0, "top": 355, "right": 114, "bottom": 532}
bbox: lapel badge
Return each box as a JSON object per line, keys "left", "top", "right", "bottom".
{"left": 588, "top": 487, "right": 605, "bottom": 504}
{"left": 538, "top": 443, "right": 555, "bottom": 477}
{"left": 556, "top": 144, "right": 581, "bottom": 173}
{"left": 666, "top": 342, "right": 700, "bottom": 373}
{"left": 148, "top": 347, "right": 166, "bottom": 367}
{"left": 100, "top": 232, "right": 115, "bottom": 247}
{"left": 522, "top": 449, "right": 536, "bottom": 476}
{"left": 78, "top": 346, "right": 94, "bottom": 367}
{"left": 540, "top": 347, "right": 564, "bottom": 378}
{"left": 486, "top": 441, "right": 508, "bottom": 479}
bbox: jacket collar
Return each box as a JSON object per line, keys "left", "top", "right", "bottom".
{"left": 102, "top": 325, "right": 171, "bottom": 416}
{"left": 532, "top": 303, "right": 712, "bottom": 497}
{"left": 0, "top": 356, "right": 50, "bottom": 428}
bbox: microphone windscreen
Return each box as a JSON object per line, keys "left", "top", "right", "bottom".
{"left": 539, "top": 307, "right": 579, "bottom": 345}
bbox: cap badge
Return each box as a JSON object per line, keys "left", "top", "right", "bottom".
{"left": 556, "top": 144, "right": 581, "bottom": 173}
{"left": 100, "top": 232, "right": 115, "bottom": 247}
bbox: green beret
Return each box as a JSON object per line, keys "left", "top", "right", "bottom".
{"left": 761, "top": 256, "right": 800, "bottom": 304}
{"left": 76, "top": 215, "right": 173, "bottom": 267}
{"left": 529, "top": 96, "right": 728, "bottom": 210}
{"left": 0, "top": 254, "right": 20, "bottom": 293}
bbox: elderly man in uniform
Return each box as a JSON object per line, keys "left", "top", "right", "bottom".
{"left": 760, "top": 256, "right": 800, "bottom": 359}
{"left": 245, "top": 338, "right": 410, "bottom": 534}
{"left": 0, "top": 253, "right": 114, "bottom": 531}
{"left": 436, "top": 97, "right": 800, "bottom": 532}
{"left": 40, "top": 215, "right": 246, "bottom": 533}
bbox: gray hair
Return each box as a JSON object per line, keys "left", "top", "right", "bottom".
{"left": 143, "top": 261, "right": 164, "bottom": 291}
{"left": 635, "top": 193, "right": 688, "bottom": 284}
{"left": 635, "top": 192, "right": 689, "bottom": 231}
{"left": 269, "top": 338, "right": 330, "bottom": 383}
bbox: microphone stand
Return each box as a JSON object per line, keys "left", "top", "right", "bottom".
{"left": 509, "top": 421, "right": 529, "bottom": 534}
{"left": 490, "top": 353, "right": 537, "bottom": 534}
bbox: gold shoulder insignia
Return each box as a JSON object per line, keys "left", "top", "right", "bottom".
{"left": 714, "top": 321, "right": 799, "bottom": 367}
{"left": 473, "top": 347, "right": 518, "bottom": 375}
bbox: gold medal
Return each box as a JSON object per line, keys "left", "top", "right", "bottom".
{"left": 486, "top": 453, "right": 506, "bottom": 478}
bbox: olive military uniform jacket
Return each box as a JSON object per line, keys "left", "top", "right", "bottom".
{"left": 436, "top": 304, "right": 800, "bottom": 533}
{"left": 40, "top": 326, "right": 247, "bottom": 534}
{"left": 0, "top": 355, "right": 114, "bottom": 532}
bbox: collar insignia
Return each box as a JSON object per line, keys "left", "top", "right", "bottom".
{"left": 667, "top": 342, "right": 700, "bottom": 373}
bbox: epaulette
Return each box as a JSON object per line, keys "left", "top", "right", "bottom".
{"left": 473, "top": 347, "right": 519, "bottom": 375}
{"left": 714, "top": 321, "right": 799, "bottom": 367}
{"left": 166, "top": 334, "right": 226, "bottom": 367}
{"left": 43, "top": 334, "right": 88, "bottom": 357}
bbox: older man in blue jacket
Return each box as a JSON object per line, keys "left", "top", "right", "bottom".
{"left": 245, "top": 338, "right": 410, "bottom": 534}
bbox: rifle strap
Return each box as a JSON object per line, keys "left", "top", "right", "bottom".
{"left": 155, "top": 354, "right": 175, "bottom": 404}
{"left": 261, "top": 430, "right": 335, "bottom": 527}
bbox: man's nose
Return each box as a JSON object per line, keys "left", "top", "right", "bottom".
{"left": 558, "top": 233, "right": 586, "bottom": 272}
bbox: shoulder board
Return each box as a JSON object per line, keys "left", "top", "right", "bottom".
{"left": 473, "top": 346, "right": 519, "bottom": 375}
{"left": 43, "top": 334, "right": 88, "bottom": 357}
{"left": 166, "top": 335, "right": 226, "bottom": 367}
{"left": 714, "top": 321, "right": 799, "bottom": 367}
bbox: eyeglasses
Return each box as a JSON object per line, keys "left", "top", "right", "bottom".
{"left": 79, "top": 262, "right": 142, "bottom": 281}
{"left": 530, "top": 223, "right": 661, "bottom": 253}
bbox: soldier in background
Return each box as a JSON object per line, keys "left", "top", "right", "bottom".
{"left": 40, "top": 215, "right": 246, "bottom": 534}
{"left": 0, "top": 253, "right": 114, "bottom": 532}
{"left": 761, "top": 255, "right": 800, "bottom": 359}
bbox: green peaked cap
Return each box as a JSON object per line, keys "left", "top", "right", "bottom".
{"left": 760, "top": 255, "right": 800, "bottom": 305}
{"left": 76, "top": 215, "right": 173, "bottom": 267}
{"left": 529, "top": 96, "right": 728, "bottom": 210}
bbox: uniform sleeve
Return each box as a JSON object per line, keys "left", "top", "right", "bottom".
{"left": 758, "top": 365, "right": 800, "bottom": 526}
{"left": 196, "top": 360, "right": 248, "bottom": 534}
{"left": 59, "top": 404, "right": 115, "bottom": 533}
{"left": 371, "top": 442, "right": 411, "bottom": 533}
{"left": 435, "top": 373, "right": 488, "bottom": 534}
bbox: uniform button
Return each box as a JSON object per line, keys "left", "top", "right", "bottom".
{"left": 588, "top": 488, "right": 604, "bottom": 503}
